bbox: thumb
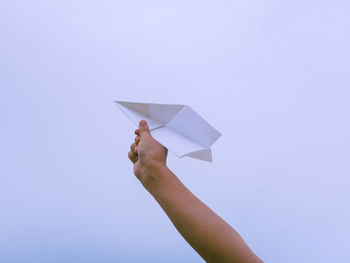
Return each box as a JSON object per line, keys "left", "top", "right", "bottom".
{"left": 139, "top": 120, "right": 151, "bottom": 139}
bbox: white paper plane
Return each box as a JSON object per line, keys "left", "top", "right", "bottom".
{"left": 114, "top": 101, "right": 222, "bottom": 162}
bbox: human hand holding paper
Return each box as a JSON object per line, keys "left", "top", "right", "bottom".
{"left": 115, "top": 101, "right": 222, "bottom": 162}
{"left": 128, "top": 120, "right": 168, "bottom": 185}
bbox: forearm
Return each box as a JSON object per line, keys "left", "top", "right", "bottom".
{"left": 143, "top": 165, "right": 261, "bottom": 263}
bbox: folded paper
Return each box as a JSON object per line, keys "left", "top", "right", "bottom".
{"left": 114, "top": 101, "right": 221, "bottom": 162}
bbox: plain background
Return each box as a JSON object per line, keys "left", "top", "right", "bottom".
{"left": 1, "top": 1, "right": 349, "bottom": 262}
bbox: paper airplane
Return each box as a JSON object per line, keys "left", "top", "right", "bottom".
{"left": 114, "top": 101, "right": 221, "bottom": 162}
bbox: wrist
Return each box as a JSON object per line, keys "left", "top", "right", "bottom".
{"left": 141, "top": 162, "right": 170, "bottom": 191}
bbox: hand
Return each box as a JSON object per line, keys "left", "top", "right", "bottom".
{"left": 128, "top": 120, "right": 168, "bottom": 186}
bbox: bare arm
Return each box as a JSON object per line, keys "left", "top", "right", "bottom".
{"left": 128, "top": 120, "right": 263, "bottom": 263}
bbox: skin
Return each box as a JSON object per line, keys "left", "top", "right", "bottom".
{"left": 128, "top": 120, "right": 263, "bottom": 263}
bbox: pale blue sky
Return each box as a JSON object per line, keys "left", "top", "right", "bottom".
{"left": 1, "top": 1, "right": 349, "bottom": 262}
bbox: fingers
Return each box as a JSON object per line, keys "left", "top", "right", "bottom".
{"left": 139, "top": 120, "right": 150, "bottom": 139}
{"left": 128, "top": 151, "right": 137, "bottom": 163}
{"left": 129, "top": 120, "right": 149, "bottom": 164}
{"left": 130, "top": 143, "right": 138, "bottom": 154}
{"left": 128, "top": 142, "right": 139, "bottom": 164}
